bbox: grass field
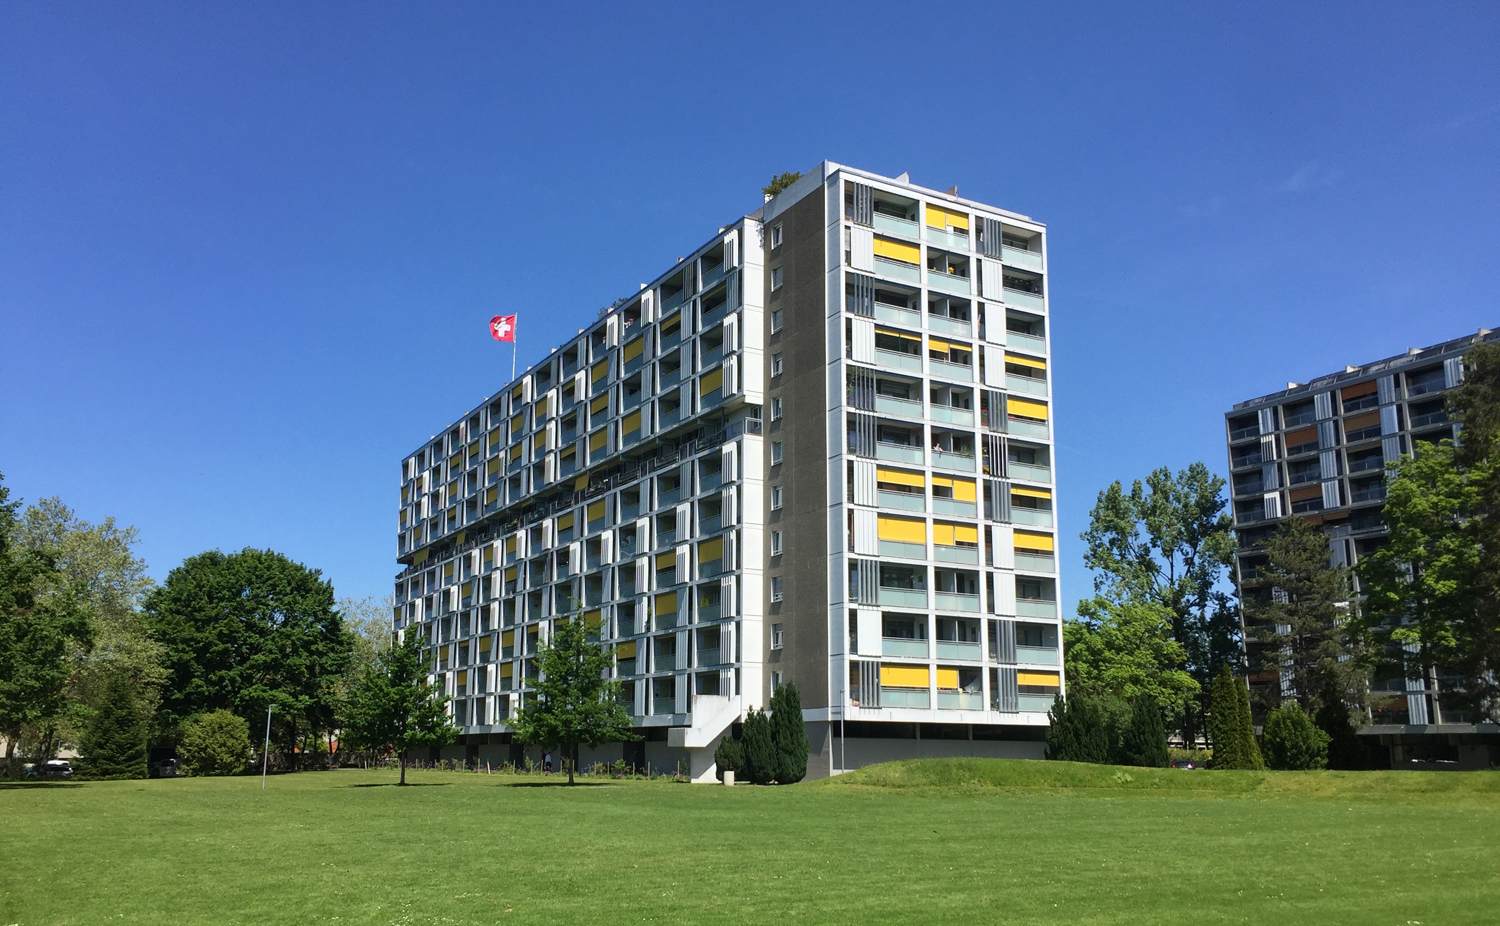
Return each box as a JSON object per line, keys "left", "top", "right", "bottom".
{"left": 3, "top": 759, "right": 1498, "bottom": 925}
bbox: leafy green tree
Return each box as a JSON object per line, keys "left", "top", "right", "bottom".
{"left": 769, "top": 682, "right": 808, "bottom": 784}
{"left": 342, "top": 629, "right": 456, "bottom": 785}
{"left": 80, "top": 673, "right": 147, "bottom": 779}
{"left": 1117, "top": 695, "right": 1169, "bottom": 768}
{"left": 1247, "top": 516, "right": 1366, "bottom": 716}
{"left": 762, "top": 171, "right": 803, "bottom": 198}
{"left": 178, "top": 709, "right": 252, "bottom": 776}
{"left": 1315, "top": 681, "right": 1366, "bottom": 770}
{"left": 144, "top": 549, "right": 351, "bottom": 765}
{"left": 713, "top": 735, "right": 743, "bottom": 782}
{"left": 1079, "top": 463, "right": 1237, "bottom": 744}
{"left": 1208, "top": 664, "right": 1264, "bottom": 770}
{"left": 1363, "top": 439, "right": 1499, "bottom": 722}
{"left": 1065, "top": 598, "right": 1199, "bottom": 723}
{"left": 1045, "top": 694, "right": 1111, "bottom": 764}
{"left": 512, "top": 613, "right": 634, "bottom": 785}
{"left": 1262, "top": 702, "right": 1330, "bottom": 770}
{"left": 740, "top": 709, "right": 776, "bottom": 784}
{"left": 0, "top": 475, "right": 90, "bottom": 775}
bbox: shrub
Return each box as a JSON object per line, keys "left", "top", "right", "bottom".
{"left": 770, "top": 682, "right": 809, "bottom": 783}
{"left": 740, "top": 710, "right": 776, "bottom": 784}
{"left": 179, "top": 709, "right": 252, "bottom": 776}
{"left": 81, "top": 674, "right": 148, "bottom": 780}
{"left": 1262, "top": 703, "right": 1331, "bottom": 770}
{"left": 1045, "top": 694, "right": 1110, "bottom": 763}
{"left": 1117, "top": 695, "right": 1169, "bottom": 768}
{"left": 714, "top": 736, "right": 744, "bottom": 782}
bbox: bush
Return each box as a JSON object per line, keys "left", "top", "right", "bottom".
{"left": 179, "top": 709, "right": 252, "bottom": 776}
{"left": 1262, "top": 703, "right": 1331, "bottom": 770}
{"left": 713, "top": 736, "right": 744, "bottom": 782}
{"left": 1045, "top": 694, "right": 1111, "bottom": 763}
{"left": 1117, "top": 695, "right": 1169, "bottom": 768}
{"left": 770, "top": 682, "right": 809, "bottom": 783}
{"left": 81, "top": 674, "right": 148, "bottom": 780}
{"left": 740, "top": 710, "right": 776, "bottom": 784}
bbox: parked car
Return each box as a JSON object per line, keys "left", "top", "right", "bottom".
{"left": 24, "top": 759, "right": 75, "bottom": 779}
{"left": 1170, "top": 760, "right": 1197, "bottom": 770}
{"left": 150, "top": 757, "right": 180, "bottom": 778}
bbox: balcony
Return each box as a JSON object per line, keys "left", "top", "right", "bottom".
{"left": 937, "top": 691, "right": 984, "bottom": 710}
{"left": 699, "top": 514, "right": 722, "bottom": 535}
{"left": 927, "top": 269, "right": 972, "bottom": 296}
{"left": 934, "top": 545, "right": 979, "bottom": 565}
{"left": 1228, "top": 424, "right": 1259, "bottom": 442}
{"left": 874, "top": 256, "right": 921, "bottom": 284}
{"left": 698, "top": 603, "right": 721, "bottom": 622}
{"left": 929, "top": 404, "right": 975, "bottom": 427}
{"left": 879, "top": 687, "right": 930, "bottom": 709}
{"left": 1008, "top": 461, "right": 1051, "bottom": 483}
{"left": 879, "top": 540, "right": 926, "bottom": 560}
{"left": 873, "top": 212, "right": 920, "bottom": 239}
{"left": 1018, "top": 693, "right": 1055, "bottom": 712}
{"left": 933, "top": 450, "right": 976, "bottom": 472}
{"left": 697, "top": 648, "right": 722, "bottom": 667}
{"left": 1351, "top": 485, "right": 1386, "bottom": 504}
{"left": 1407, "top": 377, "right": 1445, "bottom": 398}
{"left": 1002, "top": 245, "right": 1043, "bottom": 271}
{"left": 878, "top": 585, "right": 928, "bottom": 608}
{"left": 1411, "top": 409, "right": 1449, "bottom": 428}
{"left": 926, "top": 226, "right": 971, "bottom": 252}
{"left": 1231, "top": 452, "right": 1264, "bottom": 470}
{"left": 1016, "top": 645, "right": 1060, "bottom": 666}
{"left": 1003, "top": 287, "right": 1045, "bottom": 312}
{"left": 874, "top": 302, "right": 922, "bottom": 329}
{"left": 930, "top": 359, "right": 974, "bottom": 382}
{"left": 1006, "top": 374, "right": 1047, "bottom": 397}
{"left": 928, "top": 315, "right": 971, "bottom": 338}
{"left": 875, "top": 348, "right": 924, "bottom": 373}
{"left": 932, "top": 497, "right": 977, "bottom": 518}
{"left": 701, "top": 262, "right": 727, "bottom": 292}
{"left": 658, "top": 367, "right": 681, "bottom": 390}
{"left": 1348, "top": 455, "right": 1384, "bottom": 474}
{"left": 700, "top": 345, "right": 725, "bottom": 368}
{"left": 1007, "top": 330, "right": 1047, "bottom": 354}
{"left": 1017, "top": 598, "right": 1057, "bottom": 618}
{"left": 936, "top": 640, "right": 982, "bottom": 660}
{"left": 876, "top": 394, "right": 923, "bottom": 419}
{"left": 878, "top": 489, "right": 925, "bottom": 512}
{"left": 876, "top": 442, "right": 924, "bottom": 465}
{"left": 1007, "top": 417, "right": 1049, "bottom": 439}
{"left": 935, "top": 591, "right": 980, "bottom": 612}
{"left": 658, "top": 408, "right": 681, "bottom": 430}
{"left": 1010, "top": 506, "right": 1052, "bottom": 528}
{"left": 881, "top": 637, "right": 928, "bottom": 658}
{"left": 1015, "top": 553, "right": 1055, "bottom": 574}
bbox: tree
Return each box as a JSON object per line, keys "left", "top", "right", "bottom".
{"left": 1065, "top": 598, "right": 1199, "bottom": 725}
{"left": 1079, "top": 464, "right": 1238, "bottom": 745}
{"left": 342, "top": 628, "right": 456, "bottom": 785}
{"left": 1261, "top": 702, "right": 1330, "bottom": 770}
{"left": 1117, "top": 695, "right": 1169, "bottom": 768}
{"left": 0, "top": 475, "right": 90, "bottom": 775}
{"left": 512, "top": 613, "right": 634, "bottom": 785}
{"left": 179, "top": 709, "right": 252, "bottom": 776}
{"left": 740, "top": 709, "right": 776, "bottom": 784}
{"left": 1247, "top": 517, "right": 1365, "bottom": 715}
{"left": 769, "top": 682, "right": 809, "bottom": 784}
{"left": 1315, "top": 681, "right": 1366, "bottom": 770}
{"left": 1045, "top": 694, "right": 1111, "bottom": 764}
{"left": 713, "top": 735, "right": 743, "bottom": 782}
{"left": 1208, "top": 664, "right": 1263, "bottom": 770}
{"left": 143, "top": 549, "right": 351, "bottom": 765}
{"left": 80, "top": 673, "right": 147, "bottom": 779}
{"left": 762, "top": 171, "right": 803, "bottom": 198}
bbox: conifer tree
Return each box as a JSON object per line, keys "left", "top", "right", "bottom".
{"left": 1117, "top": 694, "right": 1169, "bottom": 767}
{"left": 1208, "top": 665, "right": 1242, "bottom": 768}
{"left": 1315, "top": 681, "right": 1365, "bottom": 770}
{"left": 1262, "top": 702, "right": 1330, "bottom": 770}
{"left": 769, "top": 682, "right": 808, "bottom": 783}
{"left": 1045, "top": 694, "right": 1110, "bottom": 763}
{"left": 740, "top": 709, "right": 776, "bottom": 784}
{"left": 81, "top": 673, "right": 147, "bottom": 779}
{"left": 713, "top": 735, "right": 743, "bottom": 781}
{"left": 1234, "top": 673, "right": 1265, "bottom": 769}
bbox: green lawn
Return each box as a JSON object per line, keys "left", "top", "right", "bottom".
{"left": 3, "top": 759, "right": 1498, "bottom": 925}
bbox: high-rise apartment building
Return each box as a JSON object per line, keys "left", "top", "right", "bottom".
{"left": 394, "top": 163, "right": 1060, "bottom": 779}
{"left": 1224, "top": 328, "right": 1500, "bottom": 768}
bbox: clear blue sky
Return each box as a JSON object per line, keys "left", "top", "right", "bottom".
{"left": 3, "top": 3, "right": 1497, "bottom": 610}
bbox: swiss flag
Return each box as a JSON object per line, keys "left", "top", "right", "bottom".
{"left": 489, "top": 314, "right": 516, "bottom": 342}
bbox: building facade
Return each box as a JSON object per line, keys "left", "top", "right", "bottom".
{"left": 394, "top": 163, "right": 1061, "bottom": 779}
{"left": 1224, "top": 328, "right": 1500, "bottom": 768}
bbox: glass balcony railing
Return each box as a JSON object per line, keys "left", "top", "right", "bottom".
{"left": 932, "top": 497, "right": 977, "bottom": 518}
{"left": 936, "top": 640, "right": 983, "bottom": 660}
{"left": 697, "top": 648, "right": 722, "bottom": 667}
{"left": 926, "top": 227, "right": 971, "bottom": 252}
{"left": 876, "top": 395, "right": 923, "bottom": 418}
{"left": 878, "top": 586, "right": 927, "bottom": 608}
{"left": 1002, "top": 246, "right": 1043, "bottom": 271}
{"left": 1003, "top": 288, "right": 1045, "bottom": 311}
{"left": 1010, "top": 506, "right": 1052, "bottom": 528}
{"left": 1007, "top": 418, "right": 1049, "bottom": 439}
{"left": 930, "top": 359, "right": 974, "bottom": 382}
{"left": 700, "top": 472, "right": 724, "bottom": 493}
{"left": 880, "top": 687, "right": 931, "bottom": 709}
{"left": 698, "top": 603, "right": 721, "bottom": 622}
{"left": 1015, "top": 553, "right": 1055, "bottom": 573}
{"left": 651, "top": 697, "right": 678, "bottom": 715}
{"left": 1017, "top": 599, "right": 1058, "bottom": 619}
{"left": 881, "top": 637, "right": 928, "bottom": 658}
{"left": 877, "top": 489, "right": 925, "bottom": 512}
{"left": 1016, "top": 645, "right": 1060, "bottom": 666}
{"left": 698, "top": 515, "right": 722, "bottom": 535}
{"left": 928, "top": 269, "right": 972, "bottom": 295}
{"left": 874, "top": 256, "right": 921, "bottom": 283}
{"left": 1017, "top": 693, "right": 1055, "bottom": 713}
{"left": 1007, "top": 330, "right": 1046, "bottom": 354}
{"left": 1006, "top": 374, "right": 1047, "bottom": 397}
{"left": 934, "top": 545, "right": 979, "bottom": 565}
{"left": 879, "top": 540, "right": 926, "bottom": 560}
{"left": 935, "top": 592, "right": 980, "bottom": 612}
{"left": 876, "top": 348, "right": 923, "bottom": 372}
{"left": 873, "top": 302, "right": 922, "bottom": 329}
{"left": 876, "top": 443, "right": 924, "bottom": 464}
{"left": 930, "top": 405, "right": 974, "bottom": 427}
{"left": 873, "top": 212, "right": 920, "bottom": 238}
{"left": 938, "top": 690, "right": 984, "bottom": 710}
{"left": 933, "top": 450, "right": 976, "bottom": 472}
{"left": 927, "top": 314, "right": 971, "bottom": 338}
{"left": 1007, "top": 461, "right": 1051, "bottom": 483}
{"left": 658, "top": 488, "right": 681, "bottom": 507}
{"left": 701, "top": 263, "right": 727, "bottom": 291}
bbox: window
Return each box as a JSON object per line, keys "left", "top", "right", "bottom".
{"left": 771, "top": 485, "right": 783, "bottom": 510}
{"left": 771, "top": 352, "right": 783, "bottom": 377}
{"left": 771, "top": 671, "right": 783, "bottom": 690}
{"left": 771, "top": 310, "right": 784, "bottom": 333}
{"left": 771, "top": 224, "right": 783, "bottom": 249}
{"left": 771, "top": 441, "right": 784, "bottom": 464}
{"left": 771, "top": 530, "right": 783, "bottom": 556}
{"left": 771, "top": 622, "right": 784, "bottom": 648}
{"left": 771, "top": 578, "right": 784, "bottom": 603}
{"left": 770, "top": 267, "right": 784, "bottom": 291}
{"left": 771, "top": 397, "right": 783, "bottom": 421}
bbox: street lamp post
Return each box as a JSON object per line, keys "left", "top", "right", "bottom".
{"left": 261, "top": 704, "right": 274, "bottom": 789}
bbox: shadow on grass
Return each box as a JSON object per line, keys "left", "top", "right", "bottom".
{"left": 347, "top": 782, "right": 452, "bottom": 788}
{"left": 0, "top": 781, "right": 85, "bottom": 790}
{"left": 502, "top": 781, "right": 614, "bottom": 788}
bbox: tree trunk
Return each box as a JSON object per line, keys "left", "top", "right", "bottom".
{"left": 4, "top": 734, "right": 15, "bottom": 778}
{"left": 567, "top": 750, "right": 575, "bottom": 786}
{"left": 399, "top": 750, "right": 407, "bottom": 786}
